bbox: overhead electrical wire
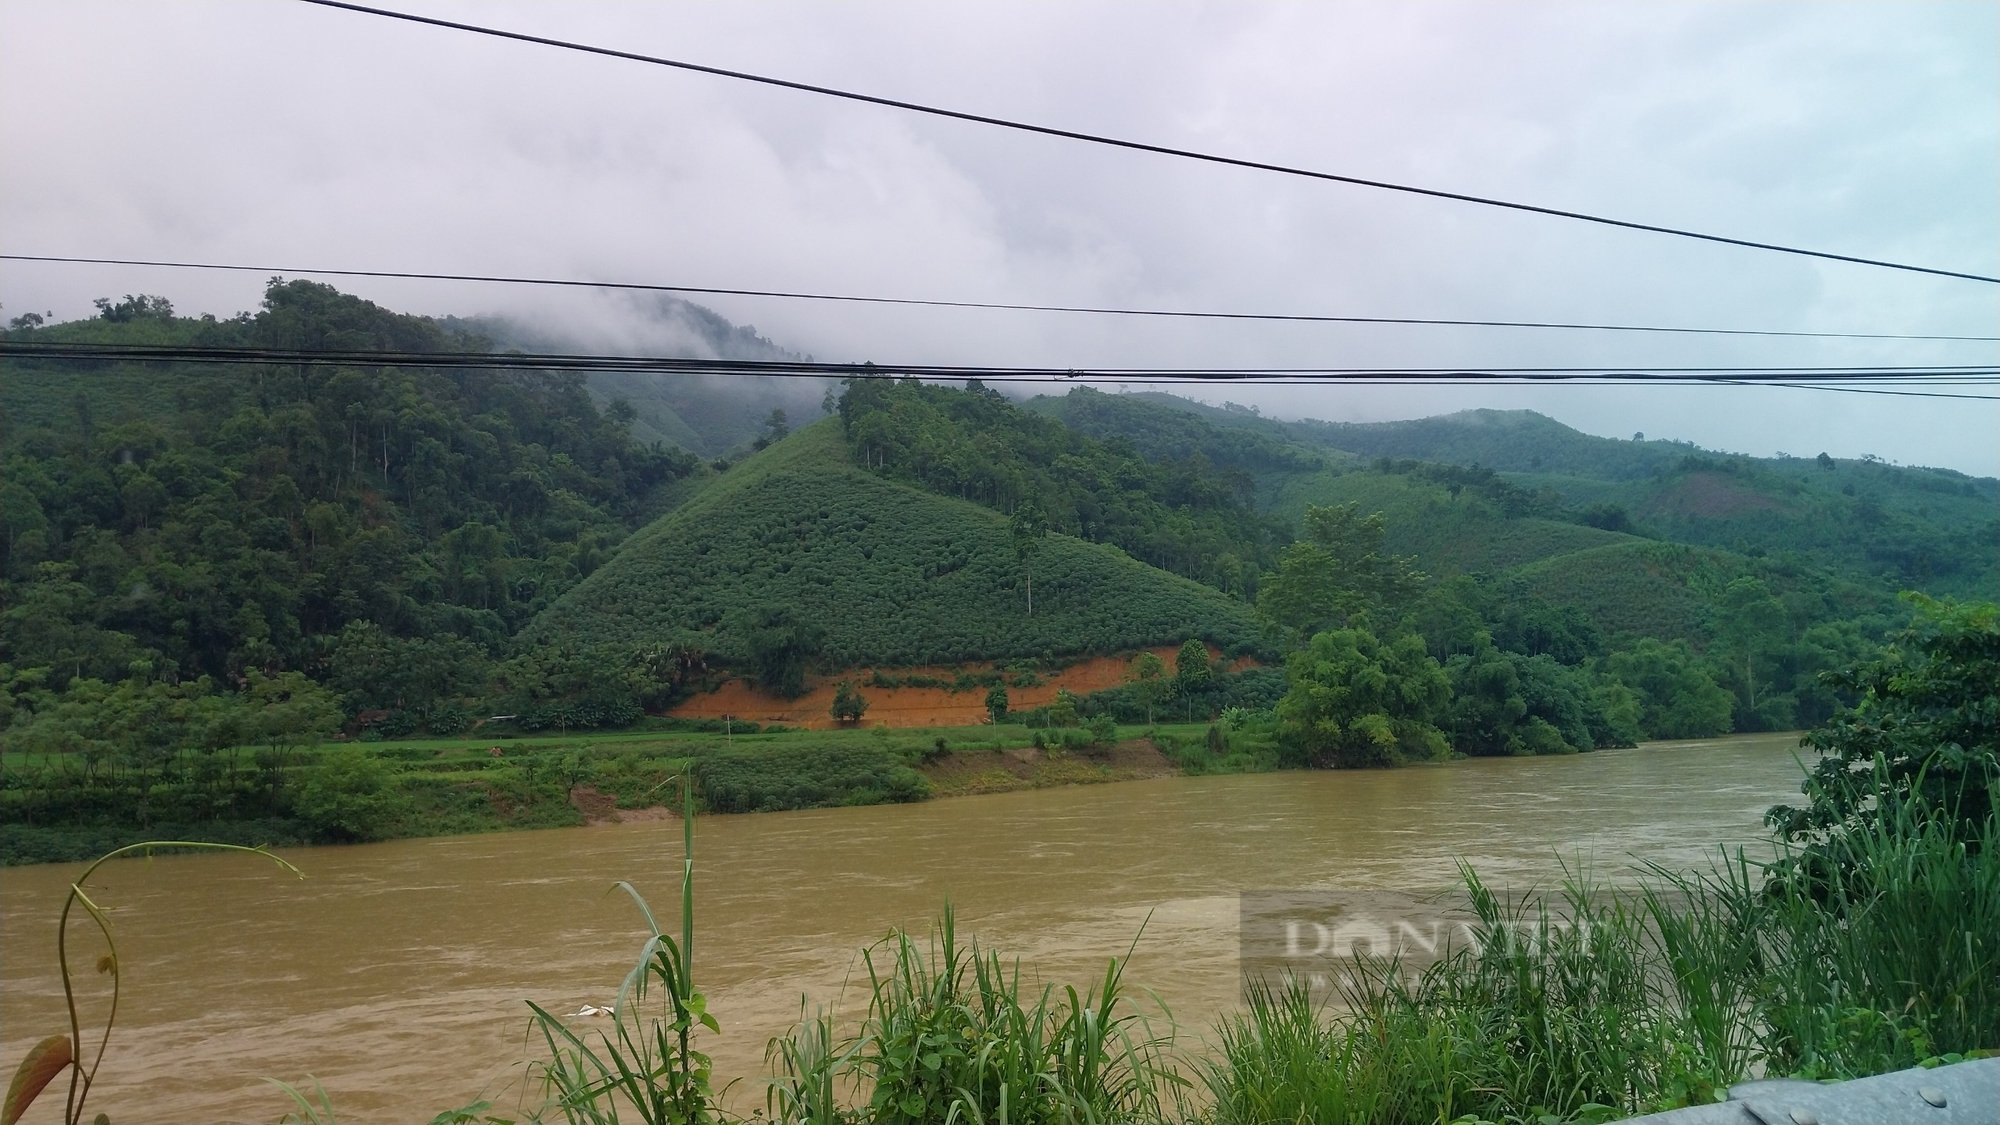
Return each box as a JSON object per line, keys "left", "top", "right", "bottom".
{"left": 6, "top": 341, "right": 1995, "bottom": 399}
{"left": 7, "top": 254, "right": 1995, "bottom": 344}
{"left": 1754, "top": 382, "right": 2000, "bottom": 402}
{"left": 293, "top": 0, "right": 2000, "bottom": 286}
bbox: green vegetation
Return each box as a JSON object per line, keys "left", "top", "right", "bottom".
{"left": 840, "top": 379, "right": 1291, "bottom": 594}
{"left": 699, "top": 743, "right": 924, "bottom": 814}
{"left": 1, "top": 282, "right": 716, "bottom": 787}
{"left": 1255, "top": 502, "right": 1425, "bottom": 642}
{"left": 1265, "top": 407, "right": 1998, "bottom": 597}
{"left": 1275, "top": 628, "right": 1450, "bottom": 768}
{"left": 1022, "top": 389, "right": 1968, "bottom": 759}
{"left": 6, "top": 593, "right": 1993, "bottom": 1125}
{"left": 773, "top": 907, "right": 1175, "bottom": 1125}
{"left": 828, "top": 681, "right": 869, "bottom": 725}
{"left": 546, "top": 612, "right": 1997, "bottom": 1123}
{"left": 5, "top": 287, "right": 1993, "bottom": 866}
{"left": 1267, "top": 463, "right": 1628, "bottom": 576}
{"left": 1767, "top": 596, "right": 1999, "bottom": 893}
{"left": 1202, "top": 807, "right": 1997, "bottom": 1124}
{"left": 4, "top": 716, "right": 1200, "bottom": 864}
{"left": 521, "top": 423, "right": 1267, "bottom": 668}
{"left": 1, "top": 282, "right": 696, "bottom": 684}
{"left": 526, "top": 780, "right": 716, "bottom": 1125}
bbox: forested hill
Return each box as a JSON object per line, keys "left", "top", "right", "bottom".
{"left": 3, "top": 282, "right": 1991, "bottom": 757}
{"left": 1, "top": 281, "right": 699, "bottom": 710}
{"left": 1029, "top": 390, "right": 2000, "bottom": 600}
{"left": 452, "top": 295, "right": 834, "bottom": 459}
{"left": 837, "top": 379, "right": 1294, "bottom": 594}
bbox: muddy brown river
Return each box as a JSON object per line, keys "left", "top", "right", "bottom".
{"left": 0, "top": 733, "right": 1808, "bottom": 1123}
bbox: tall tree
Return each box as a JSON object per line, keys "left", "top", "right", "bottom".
{"left": 1174, "top": 639, "right": 1213, "bottom": 694}
{"left": 1011, "top": 499, "right": 1048, "bottom": 617}
{"left": 745, "top": 607, "right": 825, "bottom": 698}
{"left": 1714, "top": 575, "right": 1788, "bottom": 726}
{"left": 1130, "top": 651, "right": 1166, "bottom": 724}
{"left": 1256, "top": 503, "right": 1424, "bottom": 645}
{"left": 1276, "top": 626, "right": 1450, "bottom": 769}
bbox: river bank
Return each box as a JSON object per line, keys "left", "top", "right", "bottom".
{"left": 0, "top": 718, "right": 1262, "bottom": 865}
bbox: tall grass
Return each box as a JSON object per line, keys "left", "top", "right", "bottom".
{"left": 767, "top": 906, "right": 1181, "bottom": 1125}
{"left": 1200, "top": 802, "right": 1999, "bottom": 1124}
{"left": 1749, "top": 797, "right": 2000, "bottom": 1076}
{"left": 526, "top": 776, "right": 723, "bottom": 1125}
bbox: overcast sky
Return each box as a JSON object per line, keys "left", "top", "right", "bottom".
{"left": 3, "top": 0, "right": 1996, "bottom": 474}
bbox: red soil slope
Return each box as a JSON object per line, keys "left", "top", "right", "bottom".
{"left": 666, "top": 646, "right": 1230, "bottom": 729}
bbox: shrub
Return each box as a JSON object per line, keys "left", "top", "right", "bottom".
{"left": 830, "top": 681, "right": 870, "bottom": 725}
{"left": 376, "top": 709, "right": 419, "bottom": 739}
{"left": 424, "top": 704, "right": 471, "bottom": 736}
{"left": 290, "top": 749, "right": 406, "bottom": 842}
{"left": 771, "top": 908, "right": 1172, "bottom": 1125}
{"left": 1087, "top": 714, "right": 1118, "bottom": 747}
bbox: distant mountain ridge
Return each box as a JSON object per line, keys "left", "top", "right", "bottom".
{"left": 1032, "top": 390, "right": 1998, "bottom": 602}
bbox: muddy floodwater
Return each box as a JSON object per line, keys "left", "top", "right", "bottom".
{"left": 0, "top": 733, "right": 1808, "bottom": 1123}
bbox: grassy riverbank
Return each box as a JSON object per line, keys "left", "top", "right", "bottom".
{"left": 459, "top": 791, "right": 1997, "bottom": 1125}
{"left": 0, "top": 718, "right": 1276, "bottom": 865}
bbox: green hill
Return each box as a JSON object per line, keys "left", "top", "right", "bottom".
{"left": 453, "top": 297, "right": 835, "bottom": 459}
{"left": 0, "top": 283, "right": 699, "bottom": 691}
{"left": 1265, "top": 468, "right": 1631, "bottom": 577}
{"left": 1581, "top": 459, "right": 1996, "bottom": 597}
{"left": 1280, "top": 409, "right": 1996, "bottom": 596}
{"left": 521, "top": 421, "right": 1268, "bottom": 667}
{"left": 1028, "top": 391, "right": 1997, "bottom": 600}
{"left": 1285, "top": 408, "right": 1682, "bottom": 479}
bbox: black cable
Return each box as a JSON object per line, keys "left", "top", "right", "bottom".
{"left": 7, "top": 341, "right": 1995, "bottom": 397}
{"left": 1761, "top": 382, "right": 2000, "bottom": 401}
{"left": 9, "top": 254, "right": 1995, "bottom": 344}
{"left": 13, "top": 340, "right": 1999, "bottom": 375}
{"left": 293, "top": 0, "right": 2000, "bottom": 286}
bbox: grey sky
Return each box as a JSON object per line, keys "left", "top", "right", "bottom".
{"left": 3, "top": 0, "right": 1995, "bottom": 473}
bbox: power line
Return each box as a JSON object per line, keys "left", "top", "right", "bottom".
{"left": 9, "top": 254, "right": 1996, "bottom": 344}
{"left": 7, "top": 340, "right": 1995, "bottom": 398}
{"left": 1759, "top": 381, "right": 2000, "bottom": 402}
{"left": 294, "top": 0, "right": 2000, "bottom": 286}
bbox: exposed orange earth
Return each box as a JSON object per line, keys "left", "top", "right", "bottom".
{"left": 665, "top": 646, "right": 1245, "bottom": 729}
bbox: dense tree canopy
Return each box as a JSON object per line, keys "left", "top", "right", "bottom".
{"left": 1768, "top": 597, "right": 1999, "bottom": 864}
{"left": 837, "top": 378, "right": 1289, "bottom": 594}
{"left": 1256, "top": 503, "right": 1425, "bottom": 642}
{"left": 1, "top": 281, "right": 695, "bottom": 693}
{"left": 1275, "top": 627, "right": 1450, "bottom": 769}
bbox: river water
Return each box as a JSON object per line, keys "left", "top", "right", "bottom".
{"left": 0, "top": 733, "right": 1807, "bottom": 1123}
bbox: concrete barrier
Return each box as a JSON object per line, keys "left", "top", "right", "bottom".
{"left": 1614, "top": 1057, "right": 1998, "bottom": 1124}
